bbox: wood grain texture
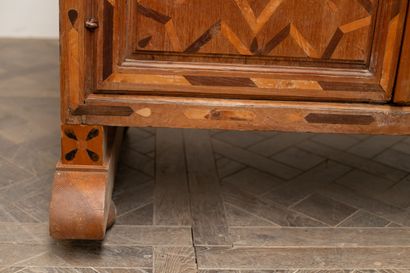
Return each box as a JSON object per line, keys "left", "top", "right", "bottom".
{"left": 154, "top": 129, "right": 191, "bottom": 226}
{"left": 6, "top": 38, "right": 410, "bottom": 270}
{"left": 54, "top": 0, "right": 410, "bottom": 241}
{"left": 196, "top": 246, "right": 410, "bottom": 269}
{"left": 132, "top": 0, "right": 374, "bottom": 62}
{"left": 394, "top": 1, "right": 410, "bottom": 104}
{"left": 229, "top": 227, "right": 410, "bottom": 247}
{"left": 221, "top": 182, "right": 325, "bottom": 227}
{"left": 103, "top": 0, "right": 114, "bottom": 80}
{"left": 153, "top": 247, "right": 197, "bottom": 273}
{"left": 72, "top": 105, "right": 134, "bottom": 116}
{"left": 184, "top": 130, "right": 231, "bottom": 246}
{"left": 61, "top": 125, "right": 105, "bottom": 165}
{"left": 84, "top": 95, "right": 410, "bottom": 135}
{"left": 61, "top": 0, "right": 410, "bottom": 128}
{"left": 105, "top": 226, "right": 193, "bottom": 246}
{"left": 49, "top": 126, "right": 124, "bottom": 240}
{"left": 379, "top": 0, "right": 408, "bottom": 95}
{"left": 92, "top": 0, "right": 408, "bottom": 103}
{"left": 60, "top": 0, "right": 98, "bottom": 124}
{"left": 305, "top": 113, "right": 375, "bottom": 125}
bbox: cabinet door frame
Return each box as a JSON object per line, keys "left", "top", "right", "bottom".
{"left": 394, "top": 1, "right": 410, "bottom": 104}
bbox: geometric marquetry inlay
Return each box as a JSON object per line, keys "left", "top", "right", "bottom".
{"left": 133, "top": 0, "right": 376, "bottom": 64}
{"left": 61, "top": 125, "right": 104, "bottom": 165}
{"left": 98, "top": 0, "right": 405, "bottom": 102}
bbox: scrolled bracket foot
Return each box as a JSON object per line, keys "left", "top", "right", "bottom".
{"left": 49, "top": 125, "right": 124, "bottom": 240}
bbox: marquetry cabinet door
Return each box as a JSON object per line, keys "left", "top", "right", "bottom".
{"left": 61, "top": 0, "right": 409, "bottom": 104}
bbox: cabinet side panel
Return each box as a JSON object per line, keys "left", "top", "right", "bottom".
{"left": 60, "top": 0, "right": 97, "bottom": 123}
{"left": 394, "top": 2, "right": 410, "bottom": 104}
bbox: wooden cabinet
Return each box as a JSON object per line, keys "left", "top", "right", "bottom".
{"left": 50, "top": 0, "right": 410, "bottom": 240}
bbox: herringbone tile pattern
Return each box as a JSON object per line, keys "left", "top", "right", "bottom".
{"left": 1, "top": 39, "right": 410, "bottom": 272}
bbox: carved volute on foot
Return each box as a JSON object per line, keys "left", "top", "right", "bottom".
{"left": 49, "top": 125, "right": 124, "bottom": 240}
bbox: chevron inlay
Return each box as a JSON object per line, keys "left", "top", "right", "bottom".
{"left": 134, "top": 0, "right": 376, "bottom": 63}
{"left": 233, "top": 0, "right": 284, "bottom": 35}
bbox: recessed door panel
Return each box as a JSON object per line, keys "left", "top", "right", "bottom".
{"left": 94, "top": 0, "right": 408, "bottom": 103}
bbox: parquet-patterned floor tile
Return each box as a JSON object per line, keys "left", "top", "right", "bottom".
{"left": 347, "top": 135, "right": 404, "bottom": 159}
{"left": 271, "top": 147, "right": 325, "bottom": 171}
{"left": 222, "top": 167, "right": 283, "bottom": 196}
{"left": 291, "top": 193, "right": 358, "bottom": 226}
{"left": 1, "top": 38, "right": 410, "bottom": 272}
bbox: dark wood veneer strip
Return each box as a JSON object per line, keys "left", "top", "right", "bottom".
{"left": 305, "top": 113, "right": 375, "bottom": 125}
{"left": 103, "top": 0, "right": 114, "bottom": 80}
{"left": 136, "top": 3, "right": 171, "bottom": 24}
{"left": 184, "top": 21, "right": 222, "bottom": 53}
{"left": 319, "top": 82, "right": 384, "bottom": 92}
{"left": 258, "top": 24, "right": 291, "bottom": 55}
{"left": 322, "top": 28, "right": 344, "bottom": 59}
{"left": 72, "top": 105, "right": 134, "bottom": 116}
{"left": 184, "top": 75, "right": 256, "bottom": 87}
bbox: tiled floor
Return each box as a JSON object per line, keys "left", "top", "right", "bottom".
{"left": 1, "top": 39, "right": 410, "bottom": 272}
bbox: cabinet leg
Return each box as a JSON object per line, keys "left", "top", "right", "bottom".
{"left": 49, "top": 125, "right": 124, "bottom": 240}
{"left": 107, "top": 199, "right": 117, "bottom": 230}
